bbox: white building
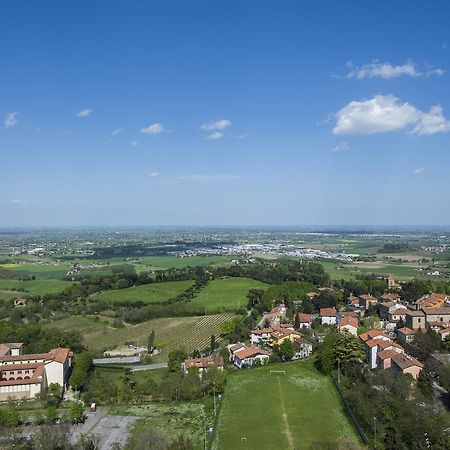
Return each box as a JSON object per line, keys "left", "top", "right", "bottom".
{"left": 0, "top": 343, "right": 72, "bottom": 401}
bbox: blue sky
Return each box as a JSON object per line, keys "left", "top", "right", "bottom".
{"left": 1, "top": 0, "right": 449, "bottom": 226}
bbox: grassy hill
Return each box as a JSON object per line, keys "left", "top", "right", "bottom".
{"left": 189, "top": 277, "right": 268, "bottom": 313}
{"left": 89, "top": 280, "right": 194, "bottom": 304}
{"left": 213, "top": 359, "right": 359, "bottom": 450}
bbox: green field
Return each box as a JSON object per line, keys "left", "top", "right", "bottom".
{"left": 43, "top": 313, "right": 235, "bottom": 357}
{"left": 133, "top": 255, "right": 232, "bottom": 270}
{"left": 213, "top": 359, "right": 359, "bottom": 450}
{"left": 190, "top": 277, "right": 268, "bottom": 313}
{"left": 89, "top": 280, "right": 194, "bottom": 304}
{"left": 0, "top": 263, "right": 71, "bottom": 279}
{"left": 0, "top": 279, "right": 73, "bottom": 297}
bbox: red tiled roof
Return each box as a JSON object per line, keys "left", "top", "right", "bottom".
{"left": 251, "top": 328, "right": 273, "bottom": 335}
{"left": 391, "top": 353, "right": 423, "bottom": 370}
{"left": 359, "top": 294, "right": 378, "bottom": 302}
{"left": 339, "top": 317, "right": 358, "bottom": 328}
{"left": 299, "top": 313, "right": 312, "bottom": 322}
{"left": 397, "top": 327, "right": 416, "bottom": 336}
{"left": 377, "top": 349, "right": 397, "bottom": 360}
{"left": 320, "top": 308, "right": 337, "bottom": 316}
{"left": 184, "top": 356, "right": 224, "bottom": 370}
{"left": 235, "top": 347, "right": 269, "bottom": 359}
{"left": 359, "top": 330, "right": 384, "bottom": 342}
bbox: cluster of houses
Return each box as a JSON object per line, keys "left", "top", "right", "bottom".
{"left": 0, "top": 342, "right": 72, "bottom": 401}
{"left": 359, "top": 329, "right": 423, "bottom": 380}
{"left": 179, "top": 279, "right": 449, "bottom": 379}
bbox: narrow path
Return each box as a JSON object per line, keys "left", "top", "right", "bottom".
{"left": 277, "top": 377, "right": 295, "bottom": 450}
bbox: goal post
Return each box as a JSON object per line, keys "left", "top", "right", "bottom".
{"left": 270, "top": 370, "right": 286, "bottom": 375}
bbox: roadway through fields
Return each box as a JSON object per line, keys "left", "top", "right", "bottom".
{"left": 277, "top": 377, "right": 294, "bottom": 450}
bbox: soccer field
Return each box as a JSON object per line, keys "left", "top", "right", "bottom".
{"left": 212, "top": 359, "right": 359, "bottom": 450}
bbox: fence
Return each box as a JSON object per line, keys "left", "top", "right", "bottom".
{"left": 330, "top": 376, "right": 370, "bottom": 447}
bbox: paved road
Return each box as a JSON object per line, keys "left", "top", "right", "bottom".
{"left": 131, "top": 362, "right": 168, "bottom": 372}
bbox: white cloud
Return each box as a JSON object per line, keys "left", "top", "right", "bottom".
{"left": 112, "top": 128, "right": 123, "bottom": 136}
{"left": 340, "top": 60, "right": 443, "bottom": 79}
{"left": 130, "top": 140, "right": 139, "bottom": 146}
{"left": 4, "top": 112, "right": 18, "bottom": 128}
{"left": 149, "top": 172, "right": 159, "bottom": 177}
{"left": 206, "top": 131, "right": 224, "bottom": 140}
{"left": 412, "top": 105, "right": 450, "bottom": 135}
{"left": 140, "top": 123, "right": 165, "bottom": 135}
{"left": 331, "top": 141, "right": 349, "bottom": 152}
{"left": 178, "top": 174, "right": 240, "bottom": 183}
{"left": 77, "top": 108, "right": 93, "bottom": 118}
{"left": 10, "top": 199, "right": 28, "bottom": 204}
{"left": 412, "top": 167, "right": 426, "bottom": 175}
{"left": 200, "top": 119, "right": 231, "bottom": 131}
{"left": 333, "top": 95, "right": 450, "bottom": 136}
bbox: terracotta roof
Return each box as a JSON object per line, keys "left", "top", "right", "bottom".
{"left": 306, "top": 292, "right": 319, "bottom": 298}
{"left": 359, "top": 294, "right": 377, "bottom": 302}
{"left": 366, "top": 339, "right": 392, "bottom": 348}
{"left": 359, "top": 330, "right": 384, "bottom": 342}
{"left": 320, "top": 308, "right": 337, "bottom": 316}
{"left": 235, "top": 347, "right": 269, "bottom": 359}
{"left": 397, "top": 327, "right": 416, "bottom": 336}
{"left": 47, "top": 348, "right": 71, "bottom": 364}
{"left": 184, "top": 356, "right": 224, "bottom": 370}
{"left": 0, "top": 347, "right": 70, "bottom": 365}
{"left": 391, "top": 353, "right": 423, "bottom": 370}
{"left": 251, "top": 328, "right": 273, "bottom": 335}
{"left": 299, "top": 313, "right": 312, "bottom": 322}
{"left": 438, "top": 327, "right": 450, "bottom": 335}
{"left": 377, "top": 349, "right": 397, "bottom": 360}
{"left": 0, "top": 362, "right": 45, "bottom": 387}
{"left": 339, "top": 316, "right": 358, "bottom": 328}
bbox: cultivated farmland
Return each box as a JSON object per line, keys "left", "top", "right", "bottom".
{"left": 190, "top": 277, "right": 268, "bottom": 313}
{"left": 155, "top": 313, "right": 236, "bottom": 360}
{"left": 43, "top": 313, "right": 236, "bottom": 357}
{"left": 213, "top": 359, "right": 359, "bottom": 450}
{"left": 89, "top": 280, "right": 194, "bottom": 304}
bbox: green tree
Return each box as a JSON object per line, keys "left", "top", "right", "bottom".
{"left": 280, "top": 339, "right": 295, "bottom": 361}
{"left": 69, "top": 401, "right": 85, "bottom": 423}
{"left": 210, "top": 334, "right": 216, "bottom": 351}
{"left": 69, "top": 351, "right": 93, "bottom": 391}
{"left": 168, "top": 349, "right": 187, "bottom": 372}
{"left": 334, "top": 332, "right": 365, "bottom": 371}
{"left": 417, "top": 368, "right": 434, "bottom": 399}
{"left": 148, "top": 329, "right": 155, "bottom": 353}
